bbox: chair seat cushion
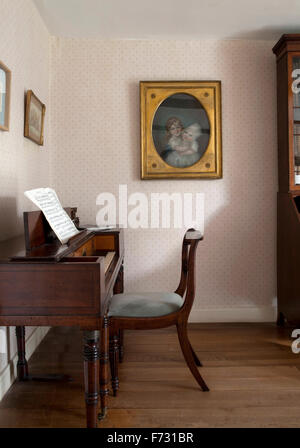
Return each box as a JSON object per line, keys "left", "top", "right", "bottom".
{"left": 108, "top": 292, "right": 183, "bottom": 318}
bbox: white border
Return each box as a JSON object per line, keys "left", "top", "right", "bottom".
{"left": 189, "top": 306, "right": 277, "bottom": 323}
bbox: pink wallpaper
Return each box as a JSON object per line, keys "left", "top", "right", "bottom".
{"left": 0, "top": 0, "right": 51, "bottom": 395}
{"left": 0, "top": 0, "right": 51, "bottom": 241}
{"left": 50, "top": 38, "right": 278, "bottom": 321}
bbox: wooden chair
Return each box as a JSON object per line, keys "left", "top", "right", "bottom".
{"left": 108, "top": 229, "right": 209, "bottom": 396}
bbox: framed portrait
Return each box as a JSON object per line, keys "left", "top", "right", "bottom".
{"left": 24, "top": 90, "right": 46, "bottom": 145}
{"left": 140, "top": 81, "right": 222, "bottom": 179}
{"left": 0, "top": 60, "right": 11, "bottom": 132}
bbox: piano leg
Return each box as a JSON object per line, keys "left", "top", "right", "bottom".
{"left": 109, "top": 326, "right": 119, "bottom": 396}
{"left": 16, "top": 326, "right": 29, "bottom": 380}
{"left": 83, "top": 330, "right": 100, "bottom": 428}
{"left": 113, "top": 263, "right": 124, "bottom": 363}
{"left": 99, "top": 316, "right": 109, "bottom": 420}
{"left": 118, "top": 329, "right": 124, "bottom": 363}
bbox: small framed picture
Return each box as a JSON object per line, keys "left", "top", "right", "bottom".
{"left": 24, "top": 90, "right": 46, "bottom": 145}
{"left": 0, "top": 60, "right": 11, "bottom": 132}
{"left": 140, "top": 81, "right": 222, "bottom": 179}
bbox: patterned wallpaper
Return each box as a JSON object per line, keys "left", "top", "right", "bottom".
{"left": 0, "top": 0, "right": 50, "bottom": 241}
{"left": 49, "top": 38, "right": 278, "bottom": 320}
{"left": 0, "top": 0, "right": 50, "bottom": 380}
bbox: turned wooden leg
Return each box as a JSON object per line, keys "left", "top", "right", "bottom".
{"left": 176, "top": 322, "right": 209, "bottom": 391}
{"left": 109, "top": 327, "right": 119, "bottom": 397}
{"left": 189, "top": 341, "right": 202, "bottom": 367}
{"left": 99, "top": 317, "right": 109, "bottom": 420}
{"left": 119, "top": 329, "right": 124, "bottom": 363}
{"left": 113, "top": 264, "right": 125, "bottom": 363}
{"left": 16, "top": 326, "right": 29, "bottom": 380}
{"left": 83, "top": 330, "right": 100, "bottom": 428}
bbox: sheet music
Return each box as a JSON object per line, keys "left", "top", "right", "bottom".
{"left": 24, "top": 188, "right": 80, "bottom": 245}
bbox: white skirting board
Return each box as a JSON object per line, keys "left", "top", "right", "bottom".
{"left": 189, "top": 306, "right": 277, "bottom": 323}
{"left": 0, "top": 327, "right": 50, "bottom": 402}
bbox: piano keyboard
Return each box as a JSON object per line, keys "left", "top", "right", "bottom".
{"left": 104, "top": 251, "right": 115, "bottom": 273}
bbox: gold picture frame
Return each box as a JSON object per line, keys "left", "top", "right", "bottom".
{"left": 140, "top": 81, "right": 222, "bottom": 179}
{"left": 0, "top": 60, "right": 11, "bottom": 132}
{"left": 24, "top": 90, "right": 46, "bottom": 146}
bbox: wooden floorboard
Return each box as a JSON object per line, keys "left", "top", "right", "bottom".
{"left": 0, "top": 323, "right": 300, "bottom": 428}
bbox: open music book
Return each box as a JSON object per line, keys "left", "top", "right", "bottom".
{"left": 24, "top": 188, "right": 80, "bottom": 245}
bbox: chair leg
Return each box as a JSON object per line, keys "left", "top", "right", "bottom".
{"left": 189, "top": 341, "right": 202, "bottom": 367}
{"left": 119, "top": 329, "right": 124, "bottom": 363}
{"left": 109, "top": 327, "right": 119, "bottom": 396}
{"left": 176, "top": 322, "right": 209, "bottom": 391}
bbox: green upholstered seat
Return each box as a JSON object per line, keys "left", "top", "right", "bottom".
{"left": 108, "top": 292, "right": 183, "bottom": 318}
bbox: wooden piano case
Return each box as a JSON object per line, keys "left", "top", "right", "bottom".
{"left": 0, "top": 209, "right": 124, "bottom": 325}
{"left": 0, "top": 207, "right": 124, "bottom": 427}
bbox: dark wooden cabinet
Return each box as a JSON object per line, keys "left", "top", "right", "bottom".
{"left": 273, "top": 35, "right": 300, "bottom": 325}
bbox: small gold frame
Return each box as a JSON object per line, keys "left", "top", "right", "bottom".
{"left": 0, "top": 60, "right": 11, "bottom": 132}
{"left": 24, "top": 90, "right": 46, "bottom": 146}
{"left": 140, "top": 81, "right": 222, "bottom": 179}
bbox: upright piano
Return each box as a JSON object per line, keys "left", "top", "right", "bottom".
{"left": 0, "top": 207, "right": 124, "bottom": 427}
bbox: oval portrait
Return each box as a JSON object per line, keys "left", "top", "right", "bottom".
{"left": 152, "top": 93, "right": 210, "bottom": 168}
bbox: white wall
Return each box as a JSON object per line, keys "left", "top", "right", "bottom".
{"left": 50, "top": 38, "right": 278, "bottom": 323}
{"left": 0, "top": 0, "right": 50, "bottom": 399}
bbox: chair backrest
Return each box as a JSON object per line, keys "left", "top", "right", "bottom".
{"left": 175, "top": 228, "right": 203, "bottom": 315}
